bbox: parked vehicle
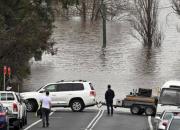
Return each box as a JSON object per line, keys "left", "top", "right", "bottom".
{"left": 166, "top": 116, "right": 180, "bottom": 130}
{"left": 0, "top": 91, "right": 27, "bottom": 130}
{"left": 154, "top": 110, "right": 180, "bottom": 130}
{"left": 0, "top": 103, "right": 8, "bottom": 130}
{"left": 114, "top": 88, "right": 157, "bottom": 116}
{"left": 21, "top": 80, "right": 97, "bottom": 112}
{"left": 156, "top": 80, "right": 180, "bottom": 116}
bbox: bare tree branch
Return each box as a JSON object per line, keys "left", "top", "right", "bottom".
{"left": 129, "top": 0, "right": 162, "bottom": 48}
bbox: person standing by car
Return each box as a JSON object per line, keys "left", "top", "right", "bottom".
{"left": 105, "top": 84, "right": 115, "bottom": 115}
{"left": 40, "top": 91, "right": 52, "bottom": 128}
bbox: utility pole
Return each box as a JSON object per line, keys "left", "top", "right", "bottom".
{"left": 3, "top": 66, "right": 7, "bottom": 91}
{"left": 101, "top": 0, "right": 106, "bottom": 48}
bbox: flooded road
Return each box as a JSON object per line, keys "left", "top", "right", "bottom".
{"left": 23, "top": 0, "right": 180, "bottom": 101}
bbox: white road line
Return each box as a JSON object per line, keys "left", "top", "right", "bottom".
{"left": 85, "top": 110, "right": 102, "bottom": 130}
{"left": 90, "top": 109, "right": 104, "bottom": 130}
{"left": 148, "top": 116, "right": 153, "bottom": 130}
{"left": 24, "top": 111, "right": 54, "bottom": 130}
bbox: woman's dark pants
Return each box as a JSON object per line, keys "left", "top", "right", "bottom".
{"left": 41, "top": 108, "right": 50, "bottom": 127}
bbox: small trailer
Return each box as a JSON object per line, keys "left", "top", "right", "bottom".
{"left": 99, "top": 88, "right": 158, "bottom": 116}
{"left": 115, "top": 88, "right": 158, "bottom": 116}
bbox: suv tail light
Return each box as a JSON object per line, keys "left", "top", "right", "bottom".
{"left": 13, "top": 103, "right": 18, "bottom": 112}
{"left": 0, "top": 112, "right": 5, "bottom": 116}
{"left": 162, "top": 122, "right": 168, "bottom": 127}
{"left": 90, "top": 91, "right": 96, "bottom": 97}
{"left": 0, "top": 124, "right": 5, "bottom": 128}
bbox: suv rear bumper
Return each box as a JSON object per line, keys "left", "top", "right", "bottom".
{"left": 84, "top": 98, "right": 97, "bottom": 107}
{"left": 85, "top": 103, "right": 96, "bottom": 107}
{"left": 7, "top": 114, "right": 18, "bottom": 119}
{"left": 8, "top": 114, "right": 20, "bottom": 128}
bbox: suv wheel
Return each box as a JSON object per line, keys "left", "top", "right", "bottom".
{"left": 26, "top": 100, "right": 37, "bottom": 112}
{"left": 22, "top": 115, "right": 27, "bottom": 126}
{"left": 2, "top": 124, "right": 7, "bottom": 130}
{"left": 20, "top": 119, "right": 23, "bottom": 128}
{"left": 70, "top": 100, "right": 84, "bottom": 112}
{"left": 14, "top": 120, "right": 20, "bottom": 130}
{"left": 24, "top": 115, "right": 28, "bottom": 125}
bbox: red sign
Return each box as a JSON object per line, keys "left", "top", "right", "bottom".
{"left": 7, "top": 67, "right": 11, "bottom": 76}
{"left": 3, "top": 66, "right": 7, "bottom": 75}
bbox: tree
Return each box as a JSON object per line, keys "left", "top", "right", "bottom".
{"left": 130, "top": 0, "right": 162, "bottom": 48}
{"left": 0, "top": 0, "right": 54, "bottom": 89}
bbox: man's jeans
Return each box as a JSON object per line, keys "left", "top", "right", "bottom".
{"left": 106, "top": 100, "right": 113, "bottom": 115}
{"left": 41, "top": 108, "right": 50, "bottom": 127}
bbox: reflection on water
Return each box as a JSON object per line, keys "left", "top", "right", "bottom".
{"left": 23, "top": 0, "right": 180, "bottom": 100}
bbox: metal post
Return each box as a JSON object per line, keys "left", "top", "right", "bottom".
{"left": 102, "top": 0, "right": 106, "bottom": 48}
{"left": 3, "top": 66, "right": 7, "bottom": 91}
{"left": 18, "top": 84, "right": 20, "bottom": 93}
{"left": 3, "top": 74, "right": 5, "bottom": 91}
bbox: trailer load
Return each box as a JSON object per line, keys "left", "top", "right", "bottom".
{"left": 114, "top": 88, "right": 158, "bottom": 116}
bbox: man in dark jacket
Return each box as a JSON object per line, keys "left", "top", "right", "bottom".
{"left": 105, "top": 84, "right": 115, "bottom": 115}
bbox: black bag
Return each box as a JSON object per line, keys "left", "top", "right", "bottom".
{"left": 36, "top": 107, "right": 42, "bottom": 119}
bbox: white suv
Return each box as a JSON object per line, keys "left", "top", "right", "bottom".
{"left": 21, "top": 80, "right": 97, "bottom": 112}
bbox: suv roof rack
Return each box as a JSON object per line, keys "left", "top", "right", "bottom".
{"left": 56, "top": 80, "right": 65, "bottom": 82}
{"left": 56, "top": 80, "right": 87, "bottom": 83}
{"left": 72, "top": 80, "right": 87, "bottom": 82}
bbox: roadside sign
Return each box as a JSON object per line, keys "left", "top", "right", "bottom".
{"left": 3, "top": 66, "right": 11, "bottom": 91}
{"left": 7, "top": 67, "right": 11, "bottom": 76}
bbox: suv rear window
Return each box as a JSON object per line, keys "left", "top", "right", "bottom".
{"left": 0, "top": 93, "right": 15, "bottom": 101}
{"left": 89, "top": 83, "right": 95, "bottom": 90}
{"left": 57, "top": 83, "right": 84, "bottom": 91}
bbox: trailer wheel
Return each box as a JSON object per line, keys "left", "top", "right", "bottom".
{"left": 130, "top": 105, "right": 141, "bottom": 115}
{"left": 145, "top": 106, "right": 155, "bottom": 116}
{"left": 138, "top": 109, "right": 144, "bottom": 115}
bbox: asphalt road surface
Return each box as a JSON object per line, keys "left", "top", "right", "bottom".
{"left": 23, "top": 108, "right": 151, "bottom": 130}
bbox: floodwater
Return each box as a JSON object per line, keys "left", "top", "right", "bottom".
{"left": 23, "top": 0, "right": 180, "bottom": 101}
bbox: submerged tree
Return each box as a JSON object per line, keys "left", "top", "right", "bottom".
{"left": 172, "top": 0, "right": 180, "bottom": 32}
{"left": 130, "top": 0, "right": 162, "bottom": 48}
{"left": 172, "top": 0, "right": 180, "bottom": 15}
{"left": 57, "top": 0, "right": 101, "bottom": 21}
{"left": 54, "top": 0, "right": 129, "bottom": 21}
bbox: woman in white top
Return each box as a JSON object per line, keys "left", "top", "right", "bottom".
{"left": 40, "top": 91, "right": 52, "bottom": 128}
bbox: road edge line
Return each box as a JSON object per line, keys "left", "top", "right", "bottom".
{"left": 148, "top": 116, "right": 153, "bottom": 130}
{"left": 90, "top": 109, "right": 104, "bottom": 129}
{"left": 24, "top": 111, "right": 54, "bottom": 130}
{"left": 85, "top": 110, "right": 102, "bottom": 130}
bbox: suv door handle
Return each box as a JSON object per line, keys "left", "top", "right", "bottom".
{"left": 52, "top": 95, "right": 56, "bottom": 96}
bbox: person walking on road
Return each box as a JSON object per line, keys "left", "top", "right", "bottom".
{"left": 40, "top": 91, "right": 52, "bottom": 128}
{"left": 105, "top": 84, "right": 115, "bottom": 115}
